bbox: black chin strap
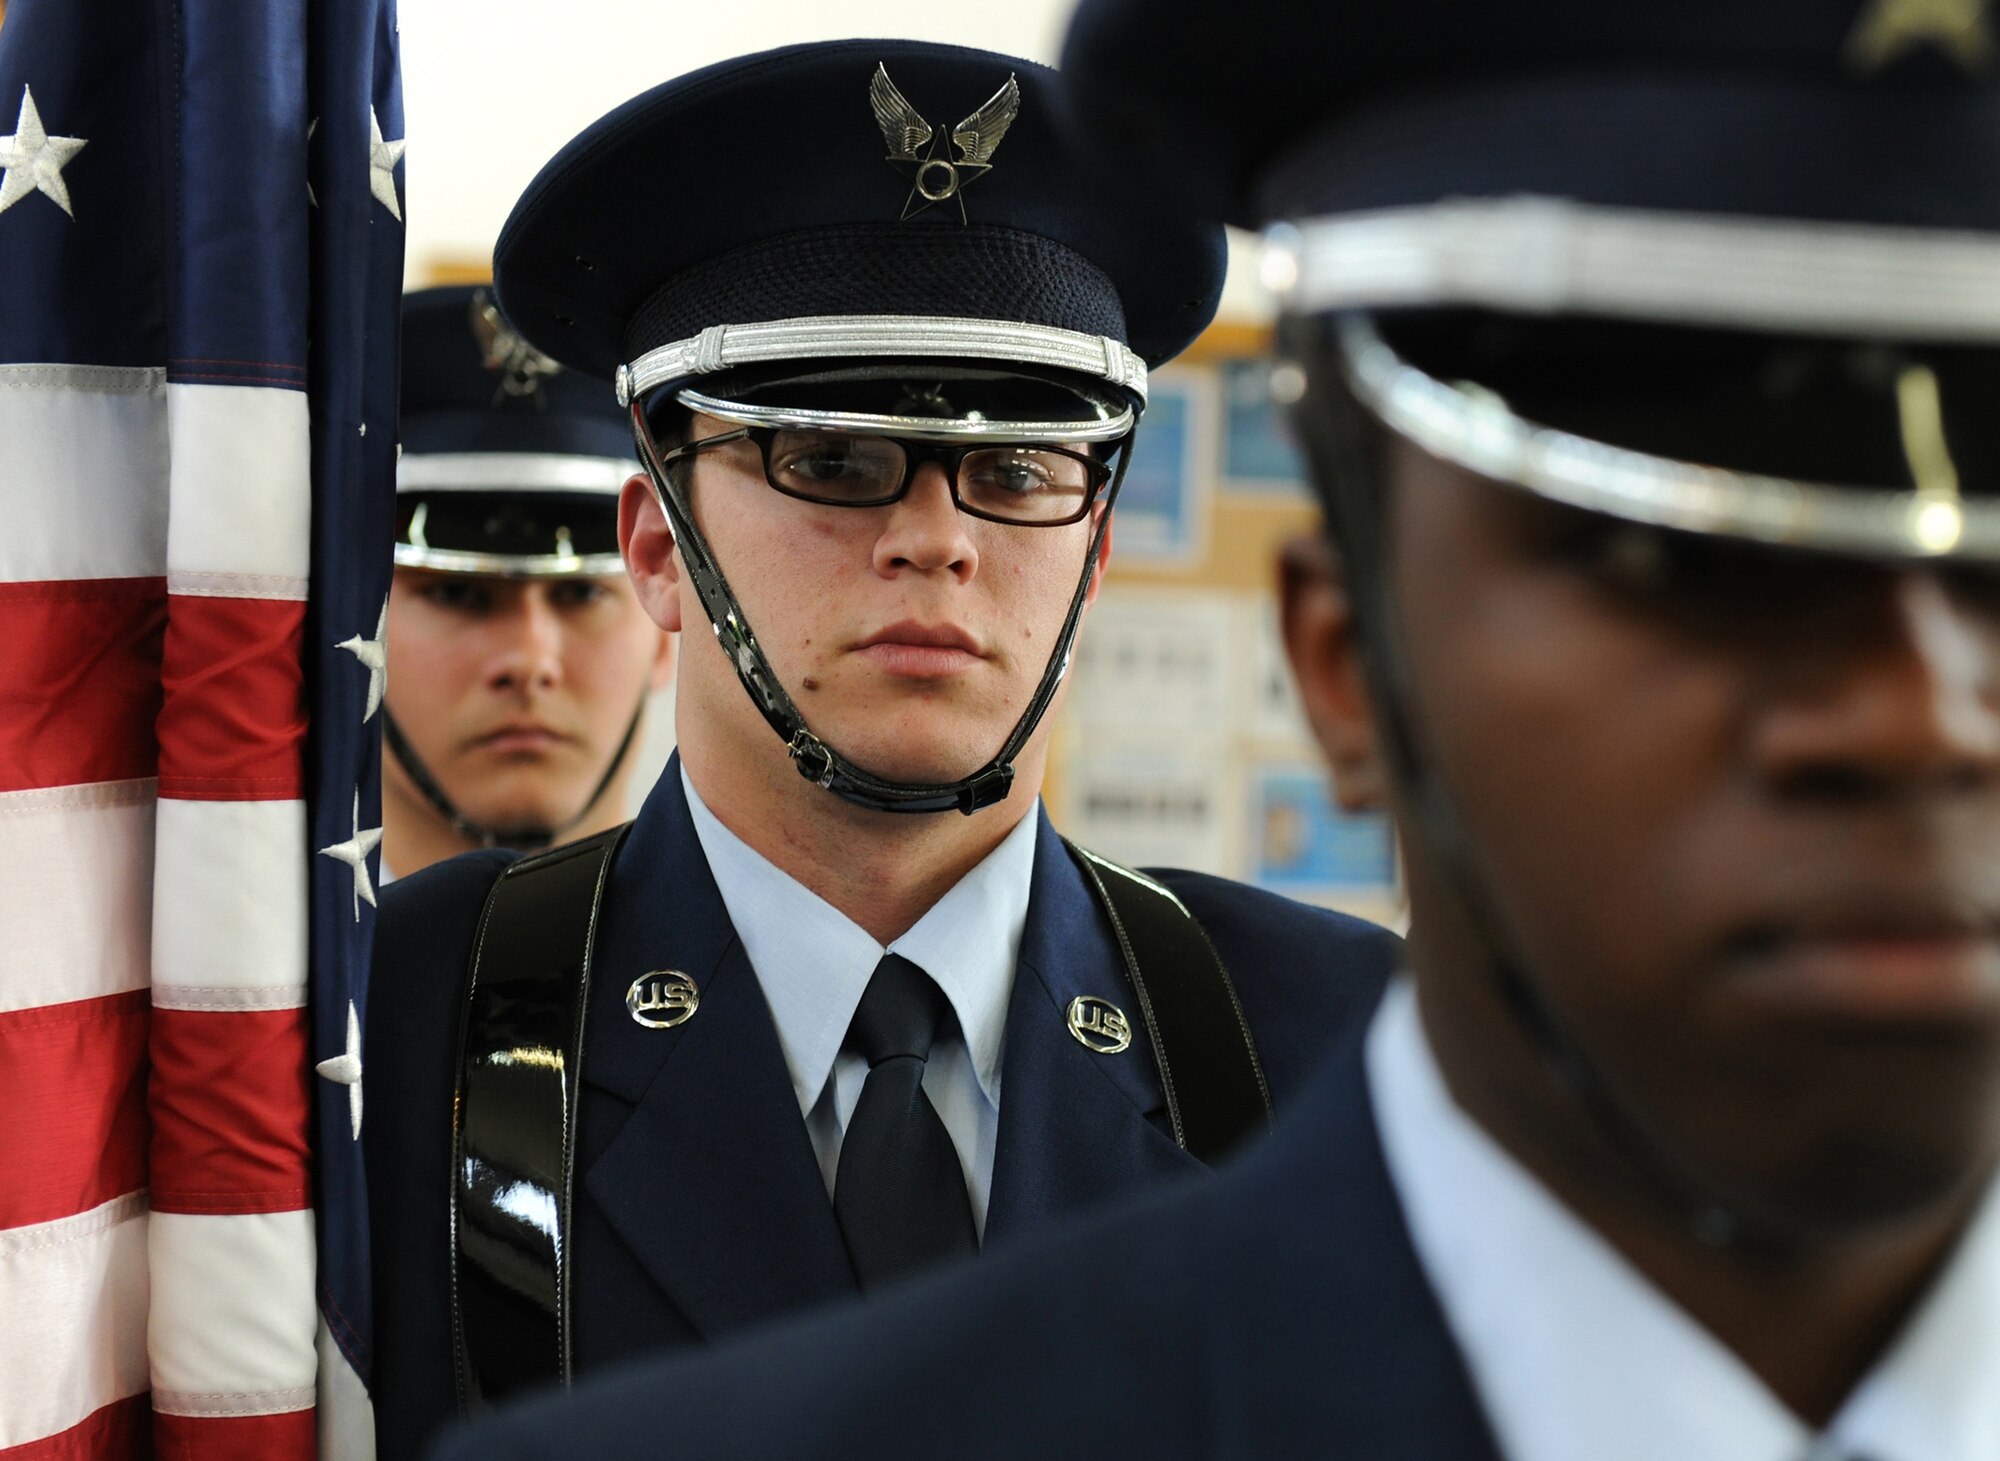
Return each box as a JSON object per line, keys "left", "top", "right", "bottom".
{"left": 633, "top": 400, "right": 1127, "bottom": 816}
{"left": 384, "top": 691, "right": 648, "bottom": 853}
{"left": 1283, "top": 314, "right": 1793, "bottom": 1254}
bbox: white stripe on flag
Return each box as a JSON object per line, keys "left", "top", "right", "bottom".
{"left": 152, "top": 798, "right": 308, "bottom": 995}
{"left": 168, "top": 567, "right": 311, "bottom": 600}
{"left": 316, "top": 1314, "right": 377, "bottom": 1461}
{"left": 151, "top": 984, "right": 308, "bottom": 1013}
{"left": 0, "top": 781, "right": 155, "bottom": 1014}
{"left": 147, "top": 1209, "right": 318, "bottom": 1407}
{"left": 0, "top": 1192, "right": 150, "bottom": 1450}
{"left": 165, "top": 383, "right": 311, "bottom": 591}
{"left": 0, "top": 365, "right": 167, "bottom": 585}
{"left": 154, "top": 1384, "right": 317, "bottom": 1417}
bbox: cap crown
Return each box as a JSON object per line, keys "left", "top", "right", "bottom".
{"left": 494, "top": 40, "right": 1226, "bottom": 382}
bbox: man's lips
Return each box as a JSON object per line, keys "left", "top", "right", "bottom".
{"left": 469, "top": 723, "right": 574, "bottom": 755}
{"left": 1721, "top": 907, "right": 2000, "bottom": 1024}
{"left": 851, "top": 620, "right": 987, "bottom": 677}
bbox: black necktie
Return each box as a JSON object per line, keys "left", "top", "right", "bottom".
{"left": 833, "top": 953, "right": 978, "bottom": 1289}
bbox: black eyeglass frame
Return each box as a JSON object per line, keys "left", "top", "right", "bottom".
{"left": 628, "top": 392, "right": 1139, "bottom": 816}
{"left": 657, "top": 424, "right": 1127, "bottom": 527}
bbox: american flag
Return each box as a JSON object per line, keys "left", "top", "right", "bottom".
{"left": 0, "top": 0, "right": 401, "bottom": 1455}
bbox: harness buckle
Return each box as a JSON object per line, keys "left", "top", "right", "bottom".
{"left": 787, "top": 730, "right": 836, "bottom": 787}
{"left": 956, "top": 764, "right": 1015, "bottom": 814}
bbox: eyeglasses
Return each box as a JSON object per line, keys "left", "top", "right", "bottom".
{"left": 658, "top": 426, "right": 1122, "bottom": 527}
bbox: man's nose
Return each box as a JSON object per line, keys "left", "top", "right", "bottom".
{"left": 873, "top": 462, "right": 978, "bottom": 582}
{"left": 1750, "top": 571, "right": 2000, "bottom": 796}
{"left": 489, "top": 588, "right": 564, "bottom": 691}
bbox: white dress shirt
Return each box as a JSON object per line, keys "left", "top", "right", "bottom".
{"left": 682, "top": 766, "right": 1036, "bottom": 1235}
{"left": 1367, "top": 978, "right": 2000, "bottom": 1461}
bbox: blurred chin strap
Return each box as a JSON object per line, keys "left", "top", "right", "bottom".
{"left": 383, "top": 689, "right": 648, "bottom": 853}
{"left": 1280, "top": 312, "right": 1794, "bottom": 1255}
{"left": 631, "top": 398, "right": 1127, "bottom": 816}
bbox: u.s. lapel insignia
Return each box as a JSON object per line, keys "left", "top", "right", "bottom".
{"left": 468, "top": 287, "right": 564, "bottom": 404}
{"left": 1846, "top": 0, "right": 1996, "bottom": 75}
{"left": 1066, "top": 995, "right": 1132, "bottom": 1055}
{"left": 627, "top": 969, "right": 700, "bottom": 1029}
{"left": 868, "top": 63, "right": 1021, "bottom": 223}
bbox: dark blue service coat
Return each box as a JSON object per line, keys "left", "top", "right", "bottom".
{"left": 366, "top": 757, "right": 1399, "bottom": 1459}
{"left": 426, "top": 1003, "right": 1505, "bottom": 1461}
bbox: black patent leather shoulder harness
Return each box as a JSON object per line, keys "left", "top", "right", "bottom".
{"left": 1060, "top": 839, "right": 1272, "bottom": 1160}
{"left": 448, "top": 828, "right": 1268, "bottom": 1408}
{"left": 448, "top": 824, "right": 626, "bottom": 1415}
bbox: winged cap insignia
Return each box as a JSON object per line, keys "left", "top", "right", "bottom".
{"left": 468, "top": 288, "right": 564, "bottom": 404}
{"left": 1846, "top": 0, "right": 1997, "bottom": 74}
{"left": 868, "top": 63, "right": 1021, "bottom": 222}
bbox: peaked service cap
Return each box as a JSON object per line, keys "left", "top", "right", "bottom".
{"left": 396, "top": 284, "right": 633, "bottom": 574}
{"left": 492, "top": 39, "right": 1227, "bottom": 415}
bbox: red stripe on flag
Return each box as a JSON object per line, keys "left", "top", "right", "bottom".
{"left": 149, "top": 1007, "right": 310, "bottom": 1215}
{"left": 0, "top": 580, "right": 164, "bottom": 794}
{"left": 0, "top": 1393, "right": 150, "bottom": 1460}
{"left": 0, "top": 993, "right": 149, "bottom": 1231}
{"left": 156, "top": 595, "right": 306, "bottom": 802}
{"left": 154, "top": 1409, "right": 312, "bottom": 1460}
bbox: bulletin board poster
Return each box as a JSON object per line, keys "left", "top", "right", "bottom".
{"left": 1248, "top": 598, "right": 1312, "bottom": 746}
{"left": 1111, "top": 370, "right": 1207, "bottom": 562}
{"left": 1251, "top": 766, "right": 1396, "bottom": 894}
{"left": 1220, "top": 358, "right": 1309, "bottom": 498}
{"left": 1068, "top": 592, "right": 1237, "bottom": 737}
{"left": 1060, "top": 747, "right": 1231, "bottom": 874}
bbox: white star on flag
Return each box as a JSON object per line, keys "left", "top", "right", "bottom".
{"left": 369, "top": 108, "right": 405, "bottom": 220}
{"left": 319, "top": 791, "right": 384, "bottom": 919}
{"left": 338, "top": 598, "right": 388, "bottom": 721}
{"left": 0, "top": 85, "right": 88, "bottom": 219}
{"left": 315, "top": 1000, "right": 365, "bottom": 1140}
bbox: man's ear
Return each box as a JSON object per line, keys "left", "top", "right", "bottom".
{"left": 1278, "top": 531, "right": 1390, "bottom": 812}
{"left": 646, "top": 621, "right": 678, "bottom": 692}
{"left": 1083, "top": 507, "right": 1114, "bottom": 607}
{"left": 619, "top": 472, "right": 683, "bottom": 634}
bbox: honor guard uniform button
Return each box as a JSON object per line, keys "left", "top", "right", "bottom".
{"left": 626, "top": 970, "right": 699, "bottom": 1029}
{"left": 1067, "top": 995, "right": 1132, "bottom": 1054}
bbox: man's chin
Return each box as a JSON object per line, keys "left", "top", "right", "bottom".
{"left": 1705, "top": 1133, "right": 1998, "bottom": 1251}
{"left": 454, "top": 788, "right": 597, "bottom": 842}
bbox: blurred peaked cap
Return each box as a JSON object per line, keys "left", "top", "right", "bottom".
{"left": 1059, "top": 0, "right": 2000, "bottom": 233}
{"left": 490, "top": 39, "right": 1227, "bottom": 385}
{"left": 397, "top": 285, "right": 631, "bottom": 575}
{"left": 1063, "top": 1, "right": 2000, "bottom": 563}
{"left": 399, "top": 284, "right": 635, "bottom": 468}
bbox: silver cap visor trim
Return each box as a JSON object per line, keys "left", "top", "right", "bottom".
{"left": 676, "top": 388, "right": 1135, "bottom": 444}
{"left": 1266, "top": 199, "right": 2000, "bottom": 343}
{"left": 617, "top": 314, "right": 1148, "bottom": 407}
{"left": 1335, "top": 316, "right": 1995, "bottom": 561}
{"left": 397, "top": 452, "right": 635, "bottom": 495}
{"left": 392, "top": 544, "right": 629, "bottom": 576}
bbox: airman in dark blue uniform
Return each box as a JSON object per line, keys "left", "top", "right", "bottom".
{"left": 380, "top": 286, "right": 673, "bottom": 881}
{"left": 429, "top": 4, "right": 2000, "bottom": 1458}
{"left": 367, "top": 39, "right": 1399, "bottom": 1461}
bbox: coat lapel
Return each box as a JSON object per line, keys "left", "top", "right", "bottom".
{"left": 985, "top": 811, "right": 1200, "bottom": 1243}
{"left": 1230, "top": 1009, "right": 1505, "bottom": 1460}
{"left": 578, "top": 761, "right": 856, "bottom": 1338}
